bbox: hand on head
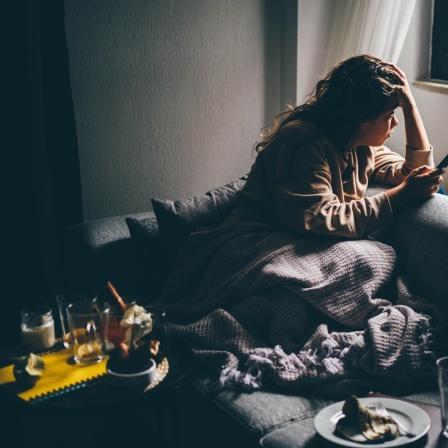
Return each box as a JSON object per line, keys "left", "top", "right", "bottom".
{"left": 382, "top": 62, "right": 414, "bottom": 109}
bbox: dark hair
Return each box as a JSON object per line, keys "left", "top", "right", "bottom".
{"left": 255, "top": 54, "right": 401, "bottom": 153}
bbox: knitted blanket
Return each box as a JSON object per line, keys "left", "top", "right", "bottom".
{"left": 158, "top": 222, "right": 446, "bottom": 397}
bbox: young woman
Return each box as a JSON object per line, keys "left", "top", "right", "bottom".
{"left": 224, "top": 54, "right": 445, "bottom": 238}
{"left": 157, "top": 55, "right": 447, "bottom": 396}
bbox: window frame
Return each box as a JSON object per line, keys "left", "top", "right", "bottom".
{"left": 430, "top": 0, "right": 448, "bottom": 83}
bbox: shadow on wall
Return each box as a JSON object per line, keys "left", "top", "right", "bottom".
{"left": 262, "top": 0, "right": 298, "bottom": 127}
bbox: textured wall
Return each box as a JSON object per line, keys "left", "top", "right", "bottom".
{"left": 296, "top": 0, "right": 336, "bottom": 104}
{"left": 65, "top": 0, "right": 285, "bottom": 220}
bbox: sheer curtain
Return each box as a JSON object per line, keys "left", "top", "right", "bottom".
{"left": 325, "top": 0, "right": 416, "bottom": 70}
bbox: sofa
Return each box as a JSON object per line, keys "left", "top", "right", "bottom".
{"left": 63, "top": 177, "right": 448, "bottom": 447}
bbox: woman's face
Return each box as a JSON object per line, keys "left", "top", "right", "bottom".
{"left": 355, "top": 108, "right": 399, "bottom": 147}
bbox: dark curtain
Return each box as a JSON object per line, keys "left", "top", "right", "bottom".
{"left": 4, "top": 0, "right": 82, "bottom": 349}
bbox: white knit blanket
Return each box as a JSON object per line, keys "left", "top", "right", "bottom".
{"left": 158, "top": 222, "right": 446, "bottom": 397}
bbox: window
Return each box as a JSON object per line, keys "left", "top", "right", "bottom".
{"left": 430, "top": 0, "right": 448, "bottom": 82}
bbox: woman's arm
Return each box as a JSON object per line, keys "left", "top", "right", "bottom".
{"left": 271, "top": 139, "right": 394, "bottom": 238}
{"left": 385, "top": 165, "right": 445, "bottom": 209}
{"left": 387, "top": 63, "right": 431, "bottom": 152}
{"left": 381, "top": 63, "right": 443, "bottom": 208}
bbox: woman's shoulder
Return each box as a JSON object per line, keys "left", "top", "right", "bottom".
{"left": 259, "top": 120, "right": 336, "bottom": 181}
{"left": 281, "top": 120, "right": 322, "bottom": 135}
{"left": 278, "top": 120, "right": 328, "bottom": 146}
{"left": 259, "top": 120, "right": 333, "bottom": 155}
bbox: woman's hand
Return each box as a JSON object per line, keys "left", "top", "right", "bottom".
{"left": 402, "top": 165, "right": 444, "bottom": 197}
{"left": 382, "top": 61, "right": 430, "bottom": 152}
{"left": 386, "top": 165, "right": 445, "bottom": 208}
{"left": 383, "top": 62, "right": 415, "bottom": 109}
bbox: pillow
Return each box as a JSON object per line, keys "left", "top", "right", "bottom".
{"left": 151, "top": 175, "right": 247, "bottom": 261}
{"left": 125, "top": 216, "right": 160, "bottom": 264}
{"left": 125, "top": 216, "right": 167, "bottom": 297}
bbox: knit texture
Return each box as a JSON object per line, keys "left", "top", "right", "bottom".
{"left": 157, "top": 222, "right": 447, "bottom": 397}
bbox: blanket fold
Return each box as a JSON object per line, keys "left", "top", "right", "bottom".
{"left": 157, "top": 222, "right": 446, "bottom": 396}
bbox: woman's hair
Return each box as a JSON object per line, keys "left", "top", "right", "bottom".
{"left": 255, "top": 54, "right": 402, "bottom": 153}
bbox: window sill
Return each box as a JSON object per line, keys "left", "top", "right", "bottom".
{"left": 412, "top": 80, "right": 448, "bottom": 95}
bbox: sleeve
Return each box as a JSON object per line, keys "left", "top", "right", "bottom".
{"left": 272, "top": 139, "right": 394, "bottom": 238}
{"left": 372, "top": 145, "right": 434, "bottom": 186}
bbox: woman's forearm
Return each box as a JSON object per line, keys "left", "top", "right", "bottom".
{"left": 401, "top": 102, "right": 431, "bottom": 152}
{"left": 385, "top": 63, "right": 431, "bottom": 153}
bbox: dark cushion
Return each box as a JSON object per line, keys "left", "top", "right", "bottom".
{"left": 192, "top": 375, "right": 335, "bottom": 438}
{"left": 151, "top": 175, "right": 247, "bottom": 263}
{"left": 125, "top": 216, "right": 160, "bottom": 264}
{"left": 125, "top": 216, "right": 167, "bottom": 299}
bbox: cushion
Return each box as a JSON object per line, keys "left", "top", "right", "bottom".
{"left": 125, "top": 216, "right": 160, "bottom": 264}
{"left": 191, "top": 376, "right": 335, "bottom": 437}
{"left": 151, "top": 175, "right": 247, "bottom": 263}
{"left": 125, "top": 216, "right": 167, "bottom": 298}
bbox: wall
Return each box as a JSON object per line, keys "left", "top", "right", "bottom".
{"left": 296, "top": 0, "right": 336, "bottom": 104}
{"left": 65, "top": 0, "right": 288, "bottom": 220}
